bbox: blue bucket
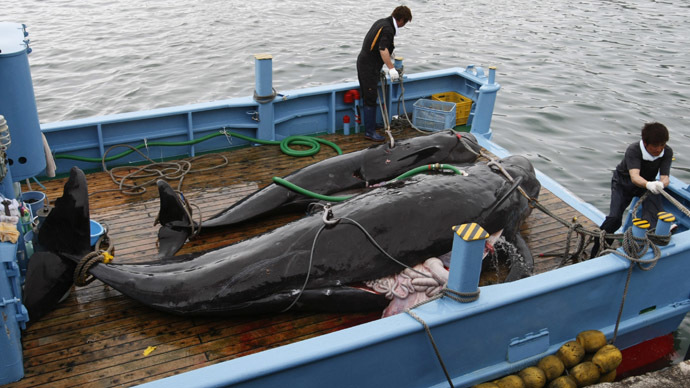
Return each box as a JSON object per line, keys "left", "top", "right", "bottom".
{"left": 20, "top": 191, "right": 46, "bottom": 217}
{"left": 90, "top": 220, "right": 104, "bottom": 246}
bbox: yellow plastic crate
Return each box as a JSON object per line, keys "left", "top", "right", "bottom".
{"left": 431, "top": 92, "right": 473, "bottom": 125}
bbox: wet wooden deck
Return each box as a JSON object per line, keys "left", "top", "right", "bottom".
{"left": 7, "top": 127, "right": 597, "bottom": 387}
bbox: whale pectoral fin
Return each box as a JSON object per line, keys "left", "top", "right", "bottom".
{"left": 156, "top": 180, "right": 195, "bottom": 257}
{"left": 23, "top": 251, "right": 77, "bottom": 323}
{"left": 504, "top": 233, "right": 534, "bottom": 282}
{"left": 37, "top": 167, "right": 91, "bottom": 256}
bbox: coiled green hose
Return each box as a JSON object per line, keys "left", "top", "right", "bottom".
{"left": 53, "top": 131, "right": 343, "bottom": 163}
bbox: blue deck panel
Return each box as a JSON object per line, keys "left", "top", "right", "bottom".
{"left": 39, "top": 67, "right": 494, "bottom": 176}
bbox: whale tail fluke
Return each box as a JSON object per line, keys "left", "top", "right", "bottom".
{"left": 155, "top": 180, "right": 196, "bottom": 258}
{"left": 24, "top": 251, "right": 76, "bottom": 322}
{"left": 25, "top": 167, "right": 91, "bottom": 323}
{"left": 36, "top": 167, "right": 92, "bottom": 257}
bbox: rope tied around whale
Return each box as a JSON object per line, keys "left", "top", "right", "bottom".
{"left": 281, "top": 203, "right": 478, "bottom": 388}
{"left": 281, "top": 203, "right": 481, "bottom": 312}
{"left": 281, "top": 203, "right": 454, "bottom": 312}
{"left": 74, "top": 225, "right": 115, "bottom": 286}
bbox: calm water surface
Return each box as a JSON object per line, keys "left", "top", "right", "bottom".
{"left": 5, "top": 0, "right": 689, "bottom": 358}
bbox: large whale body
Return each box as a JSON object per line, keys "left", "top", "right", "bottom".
{"left": 25, "top": 154, "right": 540, "bottom": 318}
{"left": 157, "top": 130, "right": 483, "bottom": 257}
{"left": 202, "top": 130, "right": 481, "bottom": 228}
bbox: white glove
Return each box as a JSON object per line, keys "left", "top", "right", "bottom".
{"left": 388, "top": 68, "right": 400, "bottom": 82}
{"left": 645, "top": 181, "right": 664, "bottom": 194}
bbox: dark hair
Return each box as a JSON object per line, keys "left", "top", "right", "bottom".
{"left": 392, "top": 6, "right": 412, "bottom": 24}
{"left": 641, "top": 122, "right": 669, "bottom": 146}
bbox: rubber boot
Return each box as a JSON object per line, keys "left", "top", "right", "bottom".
{"left": 363, "top": 105, "right": 384, "bottom": 142}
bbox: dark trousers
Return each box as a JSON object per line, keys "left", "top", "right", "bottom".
{"left": 356, "top": 59, "right": 380, "bottom": 108}
{"left": 591, "top": 170, "right": 664, "bottom": 255}
{"left": 357, "top": 60, "right": 381, "bottom": 135}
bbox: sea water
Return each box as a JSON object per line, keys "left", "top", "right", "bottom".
{"left": 5, "top": 0, "right": 690, "bottom": 361}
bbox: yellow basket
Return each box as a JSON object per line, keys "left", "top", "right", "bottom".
{"left": 431, "top": 92, "right": 473, "bottom": 125}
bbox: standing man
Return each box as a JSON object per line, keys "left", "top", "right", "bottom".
{"left": 591, "top": 122, "right": 673, "bottom": 256}
{"left": 357, "top": 6, "right": 412, "bottom": 142}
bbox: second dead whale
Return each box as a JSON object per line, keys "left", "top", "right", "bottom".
{"left": 30, "top": 154, "right": 539, "bottom": 317}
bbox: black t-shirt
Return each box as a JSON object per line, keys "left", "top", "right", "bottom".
{"left": 358, "top": 16, "right": 396, "bottom": 69}
{"left": 615, "top": 141, "right": 673, "bottom": 183}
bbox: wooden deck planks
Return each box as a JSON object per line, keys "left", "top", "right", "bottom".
{"left": 6, "top": 128, "right": 599, "bottom": 387}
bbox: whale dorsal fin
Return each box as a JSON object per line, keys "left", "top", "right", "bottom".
{"left": 156, "top": 180, "right": 195, "bottom": 258}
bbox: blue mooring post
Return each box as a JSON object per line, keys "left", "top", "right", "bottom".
{"left": 471, "top": 66, "right": 500, "bottom": 139}
{"left": 655, "top": 212, "right": 675, "bottom": 236}
{"left": 631, "top": 218, "right": 650, "bottom": 256}
{"left": 447, "top": 223, "right": 489, "bottom": 294}
{"left": 394, "top": 56, "right": 403, "bottom": 70}
{"left": 254, "top": 54, "right": 275, "bottom": 141}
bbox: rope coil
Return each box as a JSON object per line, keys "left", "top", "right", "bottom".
{"left": 74, "top": 229, "right": 115, "bottom": 286}
{"left": 253, "top": 87, "right": 278, "bottom": 104}
{"left": 96, "top": 144, "right": 229, "bottom": 196}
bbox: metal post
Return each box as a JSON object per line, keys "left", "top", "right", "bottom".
{"left": 447, "top": 223, "right": 489, "bottom": 293}
{"left": 471, "top": 66, "right": 500, "bottom": 139}
{"left": 632, "top": 218, "right": 650, "bottom": 256}
{"left": 343, "top": 116, "right": 350, "bottom": 136}
{"left": 655, "top": 212, "right": 675, "bottom": 236}
{"left": 254, "top": 54, "right": 275, "bottom": 141}
{"left": 488, "top": 66, "right": 496, "bottom": 84}
{"left": 394, "top": 56, "right": 403, "bottom": 70}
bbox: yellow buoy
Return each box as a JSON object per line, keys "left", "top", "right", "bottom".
{"left": 519, "top": 366, "right": 546, "bottom": 388}
{"left": 537, "top": 355, "right": 565, "bottom": 381}
{"left": 599, "top": 369, "right": 617, "bottom": 383}
{"left": 569, "top": 361, "right": 601, "bottom": 386}
{"left": 556, "top": 341, "right": 585, "bottom": 368}
{"left": 495, "top": 375, "right": 525, "bottom": 388}
{"left": 576, "top": 330, "right": 607, "bottom": 353}
{"left": 547, "top": 375, "right": 577, "bottom": 388}
{"left": 592, "top": 344, "right": 622, "bottom": 374}
{"left": 472, "top": 383, "right": 500, "bottom": 388}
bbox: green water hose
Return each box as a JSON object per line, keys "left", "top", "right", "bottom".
{"left": 272, "top": 177, "right": 353, "bottom": 202}
{"left": 53, "top": 131, "right": 343, "bottom": 163}
{"left": 273, "top": 163, "right": 466, "bottom": 203}
{"left": 393, "top": 163, "right": 465, "bottom": 181}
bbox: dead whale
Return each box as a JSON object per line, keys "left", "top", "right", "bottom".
{"left": 24, "top": 154, "right": 539, "bottom": 319}
{"left": 156, "top": 131, "right": 483, "bottom": 256}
